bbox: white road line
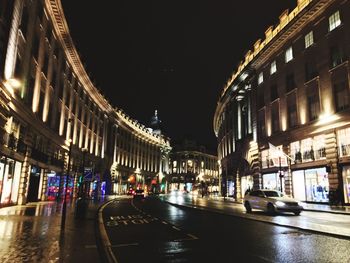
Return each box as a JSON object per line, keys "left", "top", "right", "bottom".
{"left": 187, "top": 234, "right": 199, "bottom": 240}
{"left": 111, "top": 243, "right": 139, "bottom": 248}
{"left": 172, "top": 226, "right": 181, "bottom": 231}
{"left": 162, "top": 221, "right": 168, "bottom": 224}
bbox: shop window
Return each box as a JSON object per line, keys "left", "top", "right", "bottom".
{"left": 301, "top": 138, "right": 314, "bottom": 162}
{"left": 304, "top": 31, "right": 314, "bottom": 49}
{"left": 338, "top": 127, "right": 350, "bottom": 157}
{"left": 261, "top": 150, "right": 269, "bottom": 168}
{"left": 342, "top": 166, "right": 350, "bottom": 204}
{"left": 290, "top": 141, "right": 301, "bottom": 164}
{"left": 329, "top": 10, "right": 341, "bottom": 32}
{"left": 313, "top": 135, "right": 326, "bottom": 160}
{"left": 333, "top": 81, "right": 350, "bottom": 112}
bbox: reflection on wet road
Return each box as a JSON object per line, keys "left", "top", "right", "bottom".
{"left": 0, "top": 202, "right": 63, "bottom": 262}
{"left": 102, "top": 196, "right": 350, "bottom": 263}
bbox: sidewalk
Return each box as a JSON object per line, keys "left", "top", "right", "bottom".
{"left": 204, "top": 195, "right": 350, "bottom": 215}
{"left": 0, "top": 196, "right": 110, "bottom": 263}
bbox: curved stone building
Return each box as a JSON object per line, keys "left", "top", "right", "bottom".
{"left": 168, "top": 140, "right": 219, "bottom": 195}
{"left": 214, "top": 0, "right": 350, "bottom": 204}
{"left": 0, "top": 0, "right": 170, "bottom": 206}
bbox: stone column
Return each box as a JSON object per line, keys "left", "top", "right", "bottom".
{"left": 236, "top": 169, "right": 241, "bottom": 201}
{"left": 40, "top": 169, "right": 49, "bottom": 201}
{"left": 18, "top": 150, "right": 30, "bottom": 205}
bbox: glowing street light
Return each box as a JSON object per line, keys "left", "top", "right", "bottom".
{"left": 61, "top": 119, "right": 73, "bottom": 230}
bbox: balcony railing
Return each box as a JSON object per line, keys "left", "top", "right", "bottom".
{"left": 31, "top": 147, "right": 49, "bottom": 163}
{"left": 3, "top": 132, "right": 27, "bottom": 154}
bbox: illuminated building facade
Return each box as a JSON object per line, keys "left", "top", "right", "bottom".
{"left": 168, "top": 140, "right": 219, "bottom": 195}
{"left": 214, "top": 0, "right": 350, "bottom": 204}
{"left": 0, "top": 0, "right": 170, "bottom": 206}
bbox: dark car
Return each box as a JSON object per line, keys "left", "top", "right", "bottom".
{"left": 133, "top": 189, "right": 145, "bottom": 199}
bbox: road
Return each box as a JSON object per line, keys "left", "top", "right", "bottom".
{"left": 100, "top": 196, "right": 350, "bottom": 263}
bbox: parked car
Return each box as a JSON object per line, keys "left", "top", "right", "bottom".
{"left": 243, "top": 189, "right": 303, "bottom": 216}
{"left": 133, "top": 189, "right": 145, "bottom": 199}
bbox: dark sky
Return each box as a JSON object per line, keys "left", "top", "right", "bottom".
{"left": 61, "top": 0, "right": 296, "bottom": 153}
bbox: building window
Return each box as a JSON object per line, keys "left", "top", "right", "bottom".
{"left": 270, "top": 85, "right": 278, "bottom": 102}
{"left": 338, "top": 127, "right": 350, "bottom": 157}
{"left": 313, "top": 135, "right": 326, "bottom": 160}
{"left": 271, "top": 102, "right": 279, "bottom": 133}
{"left": 290, "top": 141, "right": 301, "bottom": 164}
{"left": 305, "top": 60, "right": 318, "bottom": 82}
{"left": 287, "top": 93, "right": 297, "bottom": 128}
{"left": 270, "top": 61, "right": 277, "bottom": 75}
{"left": 329, "top": 10, "right": 341, "bottom": 32}
{"left": 258, "top": 72, "right": 264, "bottom": 85}
{"left": 258, "top": 109, "right": 266, "bottom": 138}
{"left": 286, "top": 73, "right": 296, "bottom": 92}
{"left": 330, "top": 46, "right": 345, "bottom": 68}
{"left": 257, "top": 87, "right": 265, "bottom": 109}
{"left": 304, "top": 31, "right": 314, "bottom": 48}
{"left": 334, "top": 81, "right": 350, "bottom": 111}
{"left": 307, "top": 91, "right": 320, "bottom": 121}
{"left": 285, "top": 46, "right": 293, "bottom": 63}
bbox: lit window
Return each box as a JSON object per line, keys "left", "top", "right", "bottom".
{"left": 258, "top": 72, "right": 264, "bottom": 85}
{"left": 338, "top": 127, "right": 350, "bottom": 157}
{"left": 329, "top": 11, "right": 341, "bottom": 31}
{"left": 270, "top": 61, "right": 277, "bottom": 75}
{"left": 304, "top": 31, "right": 314, "bottom": 48}
{"left": 285, "top": 46, "right": 293, "bottom": 63}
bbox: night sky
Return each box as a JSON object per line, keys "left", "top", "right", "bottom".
{"left": 61, "top": 0, "right": 296, "bottom": 153}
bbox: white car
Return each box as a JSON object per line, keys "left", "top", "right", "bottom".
{"left": 243, "top": 189, "right": 303, "bottom": 216}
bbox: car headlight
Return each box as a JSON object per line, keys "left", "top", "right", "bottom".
{"left": 275, "top": 201, "right": 286, "bottom": 207}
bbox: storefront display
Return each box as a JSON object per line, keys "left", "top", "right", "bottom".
{"left": 47, "top": 172, "right": 61, "bottom": 201}
{"left": 342, "top": 165, "right": 350, "bottom": 204}
{"left": 0, "top": 157, "right": 22, "bottom": 205}
{"left": 292, "top": 167, "right": 329, "bottom": 203}
{"left": 262, "top": 173, "right": 284, "bottom": 191}
{"left": 241, "top": 175, "right": 253, "bottom": 196}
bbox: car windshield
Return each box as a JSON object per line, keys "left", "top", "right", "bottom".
{"left": 135, "top": 190, "right": 144, "bottom": 193}
{"left": 264, "top": 191, "right": 281, "bottom": 197}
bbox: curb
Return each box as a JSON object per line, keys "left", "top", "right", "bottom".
{"left": 97, "top": 200, "right": 118, "bottom": 263}
{"left": 161, "top": 199, "right": 350, "bottom": 240}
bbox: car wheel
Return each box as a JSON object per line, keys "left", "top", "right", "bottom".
{"left": 294, "top": 211, "right": 301, "bottom": 216}
{"left": 267, "top": 203, "right": 276, "bottom": 215}
{"left": 244, "top": 201, "right": 252, "bottom": 213}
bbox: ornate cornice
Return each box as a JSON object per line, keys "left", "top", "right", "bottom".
{"left": 45, "top": 0, "right": 112, "bottom": 113}
{"left": 213, "top": 0, "right": 336, "bottom": 135}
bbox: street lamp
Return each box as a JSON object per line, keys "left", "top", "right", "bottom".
{"left": 61, "top": 120, "right": 73, "bottom": 230}
{"left": 79, "top": 148, "right": 88, "bottom": 198}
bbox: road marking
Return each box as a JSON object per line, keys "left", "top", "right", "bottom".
{"left": 187, "top": 234, "right": 199, "bottom": 240}
{"left": 162, "top": 221, "right": 168, "bottom": 224}
{"left": 172, "top": 226, "right": 181, "bottom": 231}
{"left": 111, "top": 243, "right": 139, "bottom": 248}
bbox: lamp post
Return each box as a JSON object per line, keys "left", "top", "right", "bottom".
{"left": 279, "top": 156, "right": 283, "bottom": 193}
{"left": 61, "top": 120, "right": 73, "bottom": 230}
{"left": 79, "top": 148, "right": 88, "bottom": 198}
